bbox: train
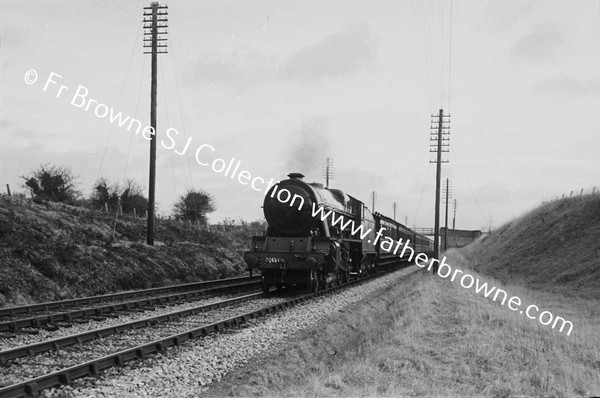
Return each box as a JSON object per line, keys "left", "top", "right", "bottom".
{"left": 243, "top": 172, "right": 434, "bottom": 293}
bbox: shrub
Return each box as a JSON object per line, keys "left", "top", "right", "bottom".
{"left": 22, "top": 164, "right": 80, "bottom": 204}
{"left": 173, "top": 189, "right": 215, "bottom": 224}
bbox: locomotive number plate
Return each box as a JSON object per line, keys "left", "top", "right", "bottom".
{"left": 265, "top": 257, "right": 284, "bottom": 264}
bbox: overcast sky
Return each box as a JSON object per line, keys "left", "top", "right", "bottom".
{"left": 2, "top": 0, "right": 599, "bottom": 230}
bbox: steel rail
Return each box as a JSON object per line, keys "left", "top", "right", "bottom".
{"left": 0, "top": 291, "right": 264, "bottom": 364}
{"left": 0, "top": 280, "right": 261, "bottom": 332}
{"left": 0, "top": 268, "right": 401, "bottom": 398}
{"left": 0, "top": 276, "right": 259, "bottom": 318}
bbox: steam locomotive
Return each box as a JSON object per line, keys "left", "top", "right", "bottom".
{"left": 244, "top": 173, "right": 433, "bottom": 293}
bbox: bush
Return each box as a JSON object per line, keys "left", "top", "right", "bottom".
{"left": 90, "top": 178, "right": 148, "bottom": 216}
{"left": 173, "top": 189, "right": 215, "bottom": 224}
{"left": 23, "top": 164, "right": 80, "bottom": 204}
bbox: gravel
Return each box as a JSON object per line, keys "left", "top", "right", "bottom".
{"left": 0, "top": 295, "right": 288, "bottom": 385}
{"left": 0, "top": 281, "right": 258, "bottom": 327}
{"left": 42, "top": 267, "right": 416, "bottom": 398}
{"left": 0, "top": 292, "right": 257, "bottom": 350}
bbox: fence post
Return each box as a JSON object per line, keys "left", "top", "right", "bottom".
{"left": 133, "top": 208, "right": 137, "bottom": 218}
{"left": 580, "top": 188, "right": 584, "bottom": 195}
{"left": 6, "top": 184, "right": 11, "bottom": 196}
{"left": 104, "top": 202, "right": 109, "bottom": 212}
{"left": 570, "top": 191, "right": 573, "bottom": 197}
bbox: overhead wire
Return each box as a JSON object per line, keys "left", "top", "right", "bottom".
{"left": 168, "top": 25, "right": 195, "bottom": 189}
{"left": 159, "top": 58, "right": 178, "bottom": 196}
{"left": 453, "top": 153, "right": 488, "bottom": 227}
{"left": 122, "top": 50, "right": 147, "bottom": 183}
{"left": 90, "top": 0, "right": 133, "bottom": 25}
{"left": 441, "top": 0, "right": 446, "bottom": 107}
{"left": 447, "top": 0, "right": 454, "bottom": 109}
{"left": 413, "top": 165, "right": 433, "bottom": 228}
{"left": 95, "top": 19, "right": 142, "bottom": 184}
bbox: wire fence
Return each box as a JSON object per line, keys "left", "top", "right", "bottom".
{"left": 542, "top": 186, "right": 600, "bottom": 205}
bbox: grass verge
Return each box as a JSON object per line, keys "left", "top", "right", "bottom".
{"left": 210, "top": 262, "right": 600, "bottom": 397}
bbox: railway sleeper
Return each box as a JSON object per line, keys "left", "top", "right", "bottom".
{"left": 13, "top": 328, "right": 39, "bottom": 335}
{"left": 59, "top": 373, "right": 71, "bottom": 385}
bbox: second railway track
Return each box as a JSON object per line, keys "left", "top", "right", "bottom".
{"left": 0, "top": 277, "right": 261, "bottom": 333}
{"left": 0, "top": 276, "right": 260, "bottom": 319}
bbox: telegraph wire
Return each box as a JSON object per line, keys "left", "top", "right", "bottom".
{"left": 447, "top": 0, "right": 454, "bottom": 109}
{"left": 413, "top": 164, "right": 433, "bottom": 229}
{"left": 159, "top": 60, "right": 178, "bottom": 196}
{"left": 441, "top": 0, "right": 445, "bottom": 107}
{"left": 169, "top": 34, "right": 195, "bottom": 189}
{"left": 122, "top": 50, "right": 147, "bottom": 183}
{"left": 96, "top": 19, "right": 142, "bottom": 183}
{"left": 453, "top": 153, "right": 488, "bottom": 226}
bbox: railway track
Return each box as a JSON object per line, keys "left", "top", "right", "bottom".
{"left": 0, "top": 277, "right": 260, "bottom": 333}
{"left": 0, "top": 268, "right": 404, "bottom": 398}
{"left": 0, "top": 276, "right": 259, "bottom": 319}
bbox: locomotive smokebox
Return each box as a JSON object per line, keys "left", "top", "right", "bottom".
{"left": 263, "top": 174, "right": 314, "bottom": 236}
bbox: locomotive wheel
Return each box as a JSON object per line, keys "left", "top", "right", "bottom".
{"left": 309, "top": 270, "right": 320, "bottom": 292}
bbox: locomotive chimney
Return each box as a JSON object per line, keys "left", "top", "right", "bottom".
{"left": 288, "top": 172, "right": 305, "bottom": 180}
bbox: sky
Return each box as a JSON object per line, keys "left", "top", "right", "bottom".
{"left": 1, "top": 0, "right": 599, "bottom": 231}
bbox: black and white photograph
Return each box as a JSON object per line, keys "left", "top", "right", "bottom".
{"left": 1, "top": 0, "right": 599, "bottom": 397}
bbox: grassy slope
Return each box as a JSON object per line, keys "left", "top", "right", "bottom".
{"left": 464, "top": 194, "right": 600, "bottom": 298}
{"left": 209, "top": 194, "right": 600, "bottom": 397}
{"left": 0, "top": 196, "right": 260, "bottom": 306}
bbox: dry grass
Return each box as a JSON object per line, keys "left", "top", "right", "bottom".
{"left": 212, "top": 267, "right": 599, "bottom": 397}
{"left": 463, "top": 194, "right": 600, "bottom": 298}
{"left": 211, "top": 194, "right": 600, "bottom": 397}
{"left": 0, "top": 196, "right": 256, "bottom": 305}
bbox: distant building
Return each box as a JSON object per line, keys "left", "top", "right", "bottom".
{"left": 440, "top": 228, "right": 482, "bottom": 251}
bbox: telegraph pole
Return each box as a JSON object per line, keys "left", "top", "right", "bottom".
{"left": 443, "top": 178, "right": 451, "bottom": 252}
{"left": 393, "top": 202, "right": 397, "bottom": 221}
{"left": 452, "top": 199, "right": 457, "bottom": 229}
{"left": 430, "top": 108, "right": 450, "bottom": 270}
{"left": 322, "top": 158, "right": 333, "bottom": 188}
{"left": 371, "top": 191, "right": 376, "bottom": 213}
{"left": 143, "top": 2, "right": 168, "bottom": 246}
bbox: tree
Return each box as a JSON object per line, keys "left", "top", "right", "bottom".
{"left": 120, "top": 179, "right": 148, "bottom": 215}
{"left": 90, "top": 178, "right": 148, "bottom": 215}
{"left": 173, "top": 189, "right": 215, "bottom": 224}
{"left": 23, "top": 164, "right": 80, "bottom": 204}
{"left": 91, "top": 178, "right": 120, "bottom": 211}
